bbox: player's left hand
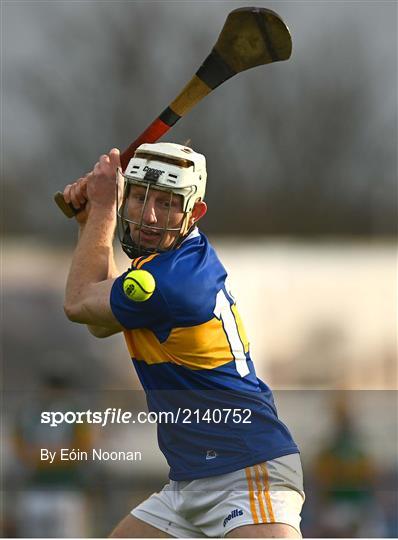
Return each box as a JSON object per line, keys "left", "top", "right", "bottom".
{"left": 63, "top": 175, "right": 90, "bottom": 226}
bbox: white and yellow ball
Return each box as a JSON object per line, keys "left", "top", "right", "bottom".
{"left": 123, "top": 269, "right": 156, "bottom": 302}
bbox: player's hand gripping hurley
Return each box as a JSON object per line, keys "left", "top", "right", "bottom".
{"left": 54, "top": 6, "right": 292, "bottom": 218}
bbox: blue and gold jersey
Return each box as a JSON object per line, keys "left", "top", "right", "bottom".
{"left": 111, "top": 229, "right": 298, "bottom": 480}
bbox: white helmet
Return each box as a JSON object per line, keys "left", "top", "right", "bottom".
{"left": 117, "top": 142, "right": 207, "bottom": 258}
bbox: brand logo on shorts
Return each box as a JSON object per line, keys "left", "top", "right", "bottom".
{"left": 206, "top": 450, "right": 217, "bottom": 460}
{"left": 223, "top": 509, "right": 243, "bottom": 527}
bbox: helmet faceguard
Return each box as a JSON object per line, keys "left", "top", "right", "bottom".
{"left": 117, "top": 142, "right": 207, "bottom": 259}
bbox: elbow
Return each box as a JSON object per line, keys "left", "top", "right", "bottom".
{"left": 64, "top": 304, "right": 110, "bottom": 337}
{"left": 87, "top": 326, "right": 109, "bottom": 338}
{"left": 63, "top": 302, "right": 83, "bottom": 323}
{"left": 87, "top": 324, "right": 122, "bottom": 338}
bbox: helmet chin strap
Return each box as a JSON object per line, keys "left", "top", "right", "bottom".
{"left": 179, "top": 212, "right": 193, "bottom": 236}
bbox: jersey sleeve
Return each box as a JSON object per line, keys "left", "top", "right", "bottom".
{"left": 110, "top": 269, "right": 171, "bottom": 331}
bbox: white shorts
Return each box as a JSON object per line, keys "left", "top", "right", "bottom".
{"left": 132, "top": 453, "right": 305, "bottom": 538}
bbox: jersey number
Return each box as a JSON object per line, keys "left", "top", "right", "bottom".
{"left": 213, "top": 289, "right": 250, "bottom": 377}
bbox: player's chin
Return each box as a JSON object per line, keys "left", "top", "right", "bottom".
{"left": 133, "top": 230, "right": 162, "bottom": 249}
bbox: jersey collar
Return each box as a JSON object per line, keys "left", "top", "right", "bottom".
{"left": 181, "top": 226, "right": 200, "bottom": 245}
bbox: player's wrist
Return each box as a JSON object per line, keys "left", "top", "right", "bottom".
{"left": 88, "top": 202, "right": 117, "bottom": 220}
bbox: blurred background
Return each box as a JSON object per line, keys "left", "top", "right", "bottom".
{"left": 2, "top": 0, "right": 397, "bottom": 537}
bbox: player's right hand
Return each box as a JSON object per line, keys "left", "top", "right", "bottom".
{"left": 63, "top": 175, "right": 91, "bottom": 225}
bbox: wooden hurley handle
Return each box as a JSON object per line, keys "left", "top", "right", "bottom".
{"left": 54, "top": 191, "right": 79, "bottom": 218}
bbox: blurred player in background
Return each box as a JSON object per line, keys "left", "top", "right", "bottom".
{"left": 62, "top": 144, "right": 305, "bottom": 538}
{"left": 13, "top": 373, "right": 91, "bottom": 537}
{"left": 313, "top": 396, "right": 387, "bottom": 537}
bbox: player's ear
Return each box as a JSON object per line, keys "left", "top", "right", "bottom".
{"left": 190, "top": 200, "right": 207, "bottom": 225}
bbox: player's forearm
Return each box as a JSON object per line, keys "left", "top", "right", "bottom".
{"left": 64, "top": 206, "right": 118, "bottom": 318}
{"left": 78, "top": 221, "right": 119, "bottom": 277}
{"left": 76, "top": 220, "right": 121, "bottom": 335}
